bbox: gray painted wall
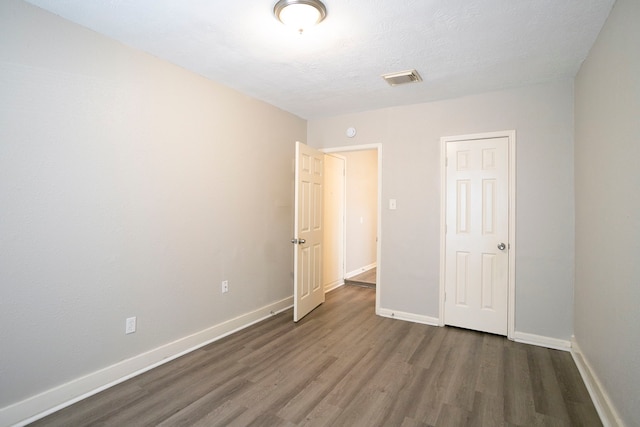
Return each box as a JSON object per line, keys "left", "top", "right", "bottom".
{"left": 308, "top": 80, "right": 575, "bottom": 340}
{"left": 0, "top": 0, "right": 305, "bottom": 411}
{"left": 574, "top": 0, "right": 640, "bottom": 423}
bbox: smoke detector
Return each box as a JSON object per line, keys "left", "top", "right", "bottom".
{"left": 382, "top": 69, "right": 423, "bottom": 86}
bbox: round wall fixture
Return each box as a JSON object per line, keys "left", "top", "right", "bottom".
{"left": 346, "top": 127, "right": 357, "bottom": 138}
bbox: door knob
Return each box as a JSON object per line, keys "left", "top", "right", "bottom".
{"left": 497, "top": 242, "right": 506, "bottom": 250}
{"left": 291, "top": 238, "right": 306, "bottom": 245}
{"left": 291, "top": 238, "right": 298, "bottom": 244}
{"left": 298, "top": 239, "right": 306, "bottom": 244}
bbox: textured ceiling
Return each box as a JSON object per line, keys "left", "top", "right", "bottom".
{"left": 25, "top": 0, "right": 614, "bottom": 119}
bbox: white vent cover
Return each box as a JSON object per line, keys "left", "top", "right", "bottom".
{"left": 382, "top": 69, "right": 423, "bottom": 86}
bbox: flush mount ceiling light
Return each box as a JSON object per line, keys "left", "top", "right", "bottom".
{"left": 382, "top": 69, "right": 423, "bottom": 86}
{"left": 274, "top": 0, "right": 327, "bottom": 34}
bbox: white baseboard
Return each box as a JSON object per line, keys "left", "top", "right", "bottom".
{"left": 345, "top": 262, "right": 377, "bottom": 279}
{"left": 1, "top": 296, "right": 293, "bottom": 427}
{"left": 377, "top": 308, "right": 440, "bottom": 326}
{"left": 512, "top": 331, "right": 571, "bottom": 351}
{"left": 571, "top": 338, "right": 623, "bottom": 427}
{"left": 324, "top": 279, "right": 344, "bottom": 293}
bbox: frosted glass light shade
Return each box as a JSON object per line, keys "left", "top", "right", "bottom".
{"left": 274, "top": 0, "right": 327, "bottom": 33}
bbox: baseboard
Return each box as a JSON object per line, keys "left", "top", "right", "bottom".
{"left": 377, "top": 307, "right": 440, "bottom": 326}
{"left": 571, "top": 338, "right": 623, "bottom": 427}
{"left": 345, "top": 262, "right": 377, "bottom": 279}
{"left": 1, "top": 296, "right": 294, "bottom": 427}
{"left": 324, "top": 279, "right": 344, "bottom": 293}
{"left": 511, "top": 331, "right": 571, "bottom": 351}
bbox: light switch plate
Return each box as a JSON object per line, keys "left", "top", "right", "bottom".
{"left": 125, "top": 317, "right": 136, "bottom": 334}
{"left": 389, "top": 199, "right": 397, "bottom": 210}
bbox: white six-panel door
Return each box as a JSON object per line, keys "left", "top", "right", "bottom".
{"left": 293, "top": 142, "right": 325, "bottom": 322}
{"left": 444, "top": 137, "right": 509, "bottom": 335}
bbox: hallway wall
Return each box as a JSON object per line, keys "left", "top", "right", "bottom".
{"left": 343, "top": 150, "right": 378, "bottom": 276}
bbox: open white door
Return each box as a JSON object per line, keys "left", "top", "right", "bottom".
{"left": 444, "top": 136, "right": 510, "bottom": 335}
{"left": 293, "top": 141, "right": 325, "bottom": 322}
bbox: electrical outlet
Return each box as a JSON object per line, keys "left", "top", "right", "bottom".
{"left": 221, "top": 280, "right": 229, "bottom": 294}
{"left": 125, "top": 316, "right": 136, "bottom": 334}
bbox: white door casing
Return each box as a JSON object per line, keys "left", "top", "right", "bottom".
{"left": 440, "top": 131, "right": 516, "bottom": 337}
{"left": 293, "top": 141, "right": 325, "bottom": 322}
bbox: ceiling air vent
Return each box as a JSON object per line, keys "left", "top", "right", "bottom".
{"left": 382, "top": 69, "right": 423, "bottom": 86}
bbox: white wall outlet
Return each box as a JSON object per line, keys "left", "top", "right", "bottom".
{"left": 221, "top": 280, "right": 229, "bottom": 294}
{"left": 125, "top": 316, "right": 136, "bottom": 334}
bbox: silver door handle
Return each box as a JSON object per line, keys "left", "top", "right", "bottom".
{"left": 497, "top": 242, "right": 506, "bottom": 250}
{"left": 298, "top": 239, "right": 306, "bottom": 244}
{"left": 291, "top": 238, "right": 306, "bottom": 244}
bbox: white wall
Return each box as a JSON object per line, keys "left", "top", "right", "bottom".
{"left": 574, "top": 0, "right": 640, "bottom": 424}
{"left": 323, "top": 154, "right": 345, "bottom": 290}
{"left": 343, "top": 150, "right": 378, "bottom": 275}
{"left": 0, "top": 0, "right": 305, "bottom": 421}
{"left": 308, "top": 80, "right": 575, "bottom": 340}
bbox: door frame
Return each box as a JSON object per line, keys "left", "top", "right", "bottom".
{"left": 438, "top": 130, "right": 516, "bottom": 339}
{"left": 322, "top": 143, "right": 382, "bottom": 315}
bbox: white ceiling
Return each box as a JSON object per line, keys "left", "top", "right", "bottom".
{"left": 25, "top": 0, "right": 614, "bottom": 119}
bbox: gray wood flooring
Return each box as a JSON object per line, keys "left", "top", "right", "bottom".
{"left": 30, "top": 285, "right": 601, "bottom": 426}
{"left": 345, "top": 268, "right": 376, "bottom": 288}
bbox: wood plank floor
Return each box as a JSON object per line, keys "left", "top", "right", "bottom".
{"left": 345, "top": 268, "right": 376, "bottom": 288}
{"left": 31, "top": 286, "right": 601, "bottom": 426}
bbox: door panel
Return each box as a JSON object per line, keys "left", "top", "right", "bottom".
{"left": 293, "top": 141, "right": 325, "bottom": 322}
{"left": 445, "top": 137, "right": 509, "bottom": 335}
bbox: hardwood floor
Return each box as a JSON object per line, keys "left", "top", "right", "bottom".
{"left": 344, "top": 268, "right": 376, "bottom": 288}
{"left": 30, "top": 286, "right": 601, "bottom": 426}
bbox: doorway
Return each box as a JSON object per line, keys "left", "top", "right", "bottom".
{"left": 439, "top": 131, "right": 516, "bottom": 338}
{"left": 323, "top": 144, "right": 382, "bottom": 314}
